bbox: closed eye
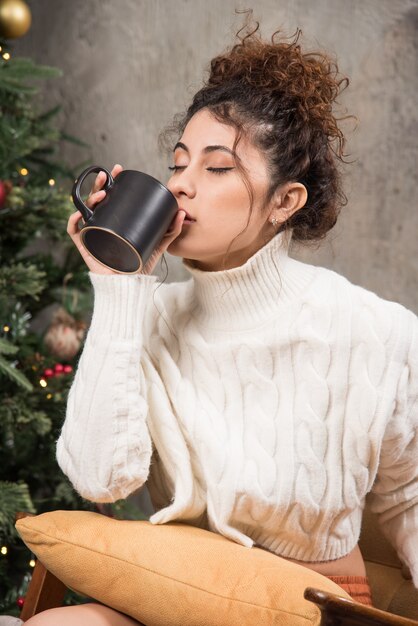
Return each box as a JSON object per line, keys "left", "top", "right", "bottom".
{"left": 168, "top": 166, "right": 234, "bottom": 175}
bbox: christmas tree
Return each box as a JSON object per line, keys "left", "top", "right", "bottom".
{"left": 0, "top": 5, "right": 152, "bottom": 615}
{"left": 0, "top": 23, "right": 101, "bottom": 616}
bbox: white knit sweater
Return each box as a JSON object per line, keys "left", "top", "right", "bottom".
{"left": 56, "top": 231, "right": 418, "bottom": 585}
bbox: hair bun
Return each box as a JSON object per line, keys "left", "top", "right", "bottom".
{"left": 207, "top": 18, "right": 349, "bottom": 138}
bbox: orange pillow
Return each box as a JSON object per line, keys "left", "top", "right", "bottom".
{"left": 16, "top": 510, "right": 350, "bottom": 625}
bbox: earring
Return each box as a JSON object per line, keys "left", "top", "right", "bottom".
{"left": 270, "top": 217, "right": 278, "bottom": 227}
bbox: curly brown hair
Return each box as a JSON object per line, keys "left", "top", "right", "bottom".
{"left": 159, "top": 9, "right": 356, "bottom": 257}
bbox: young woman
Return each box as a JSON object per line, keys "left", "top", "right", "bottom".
{"left": 25, "top": 17, "right": 417, "bottom": 626}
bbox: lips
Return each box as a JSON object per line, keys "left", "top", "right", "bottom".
{"left": 179, "top": 208, "right": 196, "bottom": 222}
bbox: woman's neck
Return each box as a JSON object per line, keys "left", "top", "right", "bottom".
{"left": 182, "top": 230, "right": 318, "bottom": 331}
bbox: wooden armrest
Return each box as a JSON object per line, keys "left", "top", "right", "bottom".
{"left": 304, "top": 587, "right": 418, "bottom": 626}
{"left": 15, "top": 511, "right": 36, "bottom": 522}
{"left": 15, "top": 512, "right": 68, "bottom": 620}
{"left": 19, "top": 558, "right": 68, "bottom": 620}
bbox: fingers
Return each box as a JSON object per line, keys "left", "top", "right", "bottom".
{"left": 163, "top": 210, "right": 186, "bottom": 239}
{"left": 86, "top": 163, "right": 123, "bottom": 209}
{"left": 67, "top": 210, "right": 84, "bottom": 236}
{"left": 111, "top": 163, "right": 123, "bottom": 178}
{"left": 90, "top": 163, "right": 123, "bottom": 195}
{"left": 91, "top": 171, "right": 106, "bottom": 195}
{"left": 86, "top": 189, "right": 106, "bottom": 210}
{"left": 71, "top": 164, "right": 124, "bottom": 231}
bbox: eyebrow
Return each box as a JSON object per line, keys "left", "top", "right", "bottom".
{"left": 173, "top": 141, "right": 235, "bottom": 156}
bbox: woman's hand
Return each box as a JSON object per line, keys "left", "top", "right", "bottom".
{"left": 67, "top": 163, "right": 186, "bottom": 276}
{"left": 67, "top": 164, "right": 124, "bottom": 275}
{"left": 139, "top": 209, "right": 186, "bottom": 276}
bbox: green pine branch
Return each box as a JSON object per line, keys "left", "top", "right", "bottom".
{"left": 0, "top": 263, "right": 47, "bottom": 299}
{"left": 0, "top": 186, "right": 75, "bottom": 258}
{"left": 0, "top": 481, "right": 36, "bottom": 543}
{"left": 0, "top": 54, "right": 91, "bottom": 180}
{"left": 0, "top": 339, "right": 33, "bottom": 391}
{"left": 0, "top": 57, "right": 62, "bottom": 95}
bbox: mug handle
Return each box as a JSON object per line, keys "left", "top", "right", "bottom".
{"left": 71, "top": 165, "right": 114, "bottom": 222}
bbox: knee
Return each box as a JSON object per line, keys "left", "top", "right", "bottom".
{"left": 22, "top": 602, "right": 142, "bottom": 625}
{"left": 24, "top": 606, "right": 69, "bottom": 624}
{"left": 23, "top": 604, "right": 98, "bottom": 625}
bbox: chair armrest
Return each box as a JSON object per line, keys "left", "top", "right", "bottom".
{"left": 304, "top": 587, "right": 418, "bottom": 626}
{"left": 15, "top": 512, "right": 68, "bottom": 620}
{"left": 19, "top": 558, "right": 68, "bottom": 620}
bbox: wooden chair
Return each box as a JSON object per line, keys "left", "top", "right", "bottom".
{"left": 15, "top": 501, "right": 418, "bottom": 625}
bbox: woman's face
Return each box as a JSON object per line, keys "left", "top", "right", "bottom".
{"left": 165, "top": 108, "right": 277, "bottom": 271}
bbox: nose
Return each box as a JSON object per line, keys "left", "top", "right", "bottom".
{"left": 166, "top": 168, "right": 196, "bottom": 201}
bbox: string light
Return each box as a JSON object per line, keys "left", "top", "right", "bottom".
{"left": 1, "top": 546, "right": 7, "bottom": 555}
{"left": 20, "top": 168, "right": 28, "bottom": 176}
{"left": 48, "top": 178, "right": 55, "bottom": 186}
{"left": 3, "top": 325, "right": 10, "bottom": 332}
{"left": 2, "top": 52, "right": 10, "bottom": 61}
{"left": 46, "top": 393, "right": 52, "bottom": 400}
{"left": 29, "top": 559, "right": 36, "bottom": 567}
{"left": 39, "top": 378, "right": 47, "bottom": 388}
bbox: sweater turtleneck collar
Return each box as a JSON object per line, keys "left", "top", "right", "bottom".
{"left": 181, "top": 230, "right": 318, "bottom": 330}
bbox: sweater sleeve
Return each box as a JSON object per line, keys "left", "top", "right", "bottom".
{"left": 56, "top": 271, "right": 159, "bottom": 503}
{"left": 368, "top": 308, "right": 418, "bottom": 587}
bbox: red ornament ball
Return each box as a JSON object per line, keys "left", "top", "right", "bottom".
{"left": 0, "top": 180, "right": 6, "bottom": 209}
{"left": 0, "top": 179, "right": 12, "bottom": 208}
{"left": 63, "top": 365, "right": 73, "bottom": 374}
{"left": 44, "top": 368, "right": 54, "bottom": 378}
{"left": 54, "top": 363, "right": 64, "bottom": 374}
{"left": 17, "top": 596, "right": 25, "bottom": 607}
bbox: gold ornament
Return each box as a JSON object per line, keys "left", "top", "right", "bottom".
{"left": 0, "top": 0, "right": 31, "bottom": 39}
{"left": 44, "top": 307, "right": 86, "bottom": 361}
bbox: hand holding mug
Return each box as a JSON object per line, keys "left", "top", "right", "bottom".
{"left": 139, "top": 208, "right": 186, "bottom": 276}
{"left": 67, "top": 164, "right": 123, "bottom": 275}
{"left": 68, "top": 164, "right": 185, "bottom": 275}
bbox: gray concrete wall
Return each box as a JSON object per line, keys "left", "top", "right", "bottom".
{"left": 14, "top": 0, "right": 418, "bottom": 313}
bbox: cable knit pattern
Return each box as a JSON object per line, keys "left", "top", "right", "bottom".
{"left": 56, "top": 274, "right": 157, "bottom": 501}
{"left": 56, "top": 231, "right": 418, "bottom": 586}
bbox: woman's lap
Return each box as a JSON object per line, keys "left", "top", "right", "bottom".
{"left": 23, "top": 602, "right": 145, "bottom": 626}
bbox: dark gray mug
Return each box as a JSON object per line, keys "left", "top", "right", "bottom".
{"left": 71, "top": 165, "right": 179, "bottom": 274}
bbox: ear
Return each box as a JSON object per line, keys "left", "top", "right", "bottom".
{"left": 269, "top": 182, "right": 308, "bottom": 224}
